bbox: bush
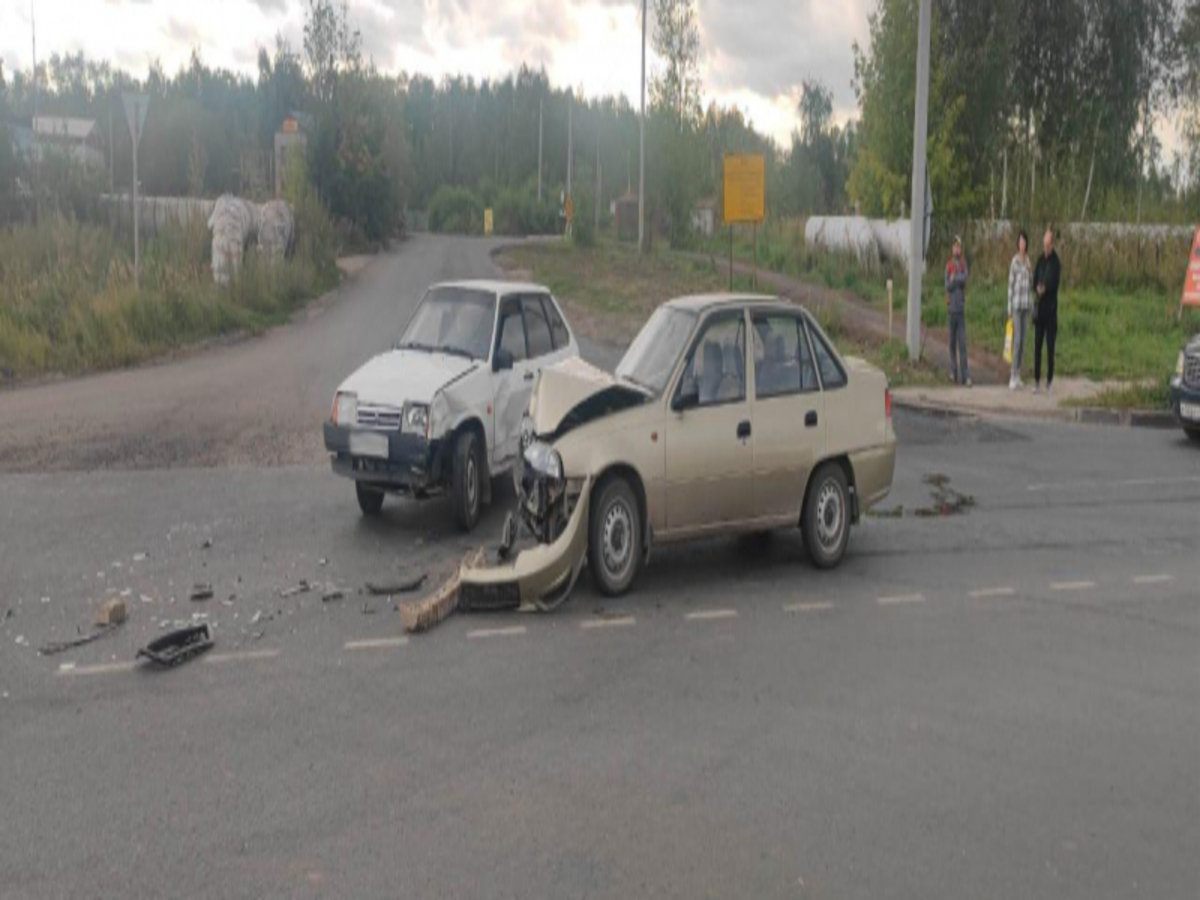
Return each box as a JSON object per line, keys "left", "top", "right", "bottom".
{"left": 492, "top": 182, "right": 557, "bottom": 236}
{"left": 428, "top": 185, "right": 484, "bottom": 235}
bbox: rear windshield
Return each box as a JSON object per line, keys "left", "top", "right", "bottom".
{"left": 399, "top": 288, "right": 495, "bottom": 361}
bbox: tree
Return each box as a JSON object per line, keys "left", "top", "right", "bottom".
{"left": 798, "top": 79, "right": 833, "bottom": 147}
{"left": 650, "top": 0, "right": 702, "bottom": 128}
{"left": 304, "top": 0, "right": 361, "bottom": 105}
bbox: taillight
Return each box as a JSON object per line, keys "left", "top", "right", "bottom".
{"left": 885, "top": 388, "right": 892, "bottom": 419}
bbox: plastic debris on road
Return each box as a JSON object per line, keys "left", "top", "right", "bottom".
{"left": 137, "top": 624, "right": 214, "bottom": 668}
{"left": 399, "top": 550, "right": 485, "bottom": 634}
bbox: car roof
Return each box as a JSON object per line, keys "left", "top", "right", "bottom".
{"left": 665, "top": 293, "right": 800, "bottom": 315}
{"left": 431, "top": 279, "right": 551, "bottom": 297}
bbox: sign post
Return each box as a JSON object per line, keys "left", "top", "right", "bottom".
{"left": 122, "top": 93, "right": 149, "bottom": 290}
{"left": 1179, "top": 226, "right": 1200, "bottom": 321}
{"left": 722, "top": 154, "right": 765, "bottom": 293}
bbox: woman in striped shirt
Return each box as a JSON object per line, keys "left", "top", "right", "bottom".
{"left": 1007, "top": 230, "right": 1034, "bottom": 391}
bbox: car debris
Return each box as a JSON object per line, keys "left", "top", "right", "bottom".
{"left": 137, "top": 623, "right": 214, "bottom": 668}
{"left": 201, "top": 538, "right": 213, "bottom": 550}
{"left": 364, "top": 573, "right": 427, "bottom": 595}
{"left": 96, "top": 598, "right": 128, "bottom": 626}
{"left": 39, "top": 619, "right": 126, "bottom": 657}
{"left": 321, "top": 588, "right": 345, "bottom": 603}
{"left": 279, "top": 579, "right": 313, "bottom": 598}
{"left": 189, "top": 584, "right": 214, "bottom": 602}
{"left": 399, "top": 550, "right": 485, "bottom": 633}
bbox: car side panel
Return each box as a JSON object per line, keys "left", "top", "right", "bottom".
{"left": 433, "top": 369, "right": 498, "bottom": 473}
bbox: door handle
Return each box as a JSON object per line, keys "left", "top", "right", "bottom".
{"left": 805, "top": 411, "right": 818, "bottom": 428}
{"left": 523, "top": 371, "right": 535, "bottom": 382}
{"left": 736, "top": 420, "right": 752, "bottom": 439}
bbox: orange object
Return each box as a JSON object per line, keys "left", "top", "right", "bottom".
{"left": 1182, "top": 227, "right": 1200, "bottom": 310}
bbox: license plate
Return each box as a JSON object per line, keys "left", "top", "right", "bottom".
{"left": 349, "top": 431, "right": 389, "bottom": 459}
{"left": 1181, "top": 402, "right": 1200, "bottom": 422}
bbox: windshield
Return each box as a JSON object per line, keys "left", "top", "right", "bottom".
{"left": 399, "top": 287, "right": 495, "bottom": 360}
{"left": 616, "top": 306, "right": 697, "bottom": 397}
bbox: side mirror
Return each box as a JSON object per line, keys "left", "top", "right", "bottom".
{"left": 672, "top": 383, "right": 699, "bottom": 413}
{"left": 493, "top": 348, "right": 514, "bottom": 372}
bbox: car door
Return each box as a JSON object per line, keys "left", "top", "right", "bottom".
{"left": 663, "top": 309, "right": 755, "bottom": 533}
{"left": 492, "top": 295, "right": 531, "bottom": 467}
{"left": 749, "top": 311, "right": 826, "bottom": 522}
{"left": 540, "top": 293, "right": 579, "bottom": 363}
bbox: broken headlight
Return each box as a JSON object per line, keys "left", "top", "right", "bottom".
{"left": 404, "top": 403, "right": 429, "bottom": 437}
{"left": 333, "top": 391, "right": 357, "bottom": 426}
{"left": 524, "top": 440, "right": 563, "bottom": 482}
{"left": 519, "top": 412, "right": 535, "bottom": 452}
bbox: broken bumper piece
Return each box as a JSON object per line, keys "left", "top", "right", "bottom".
{"left": 460, "top": 476, "right": 592, "bottom": 611}
{"left": 137, "top": 623, "right": 214, "bottom": 667}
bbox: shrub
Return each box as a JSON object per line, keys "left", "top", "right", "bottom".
{"left": 428, "top": 185, "right": 483, "bottom": 235}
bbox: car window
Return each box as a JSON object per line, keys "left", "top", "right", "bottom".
{"left": 807, "top": 322, "right": 847, "bottom": 389}
{"left": 497, "top": 297, "right": 527, "bottom": 362}
{"left": 398, "top": 287, "right": 495, "bottom": 360}
{"left": 678, "top": 313, "right": 746, "bottom": 407}
{"left": 617, "top": 306, "right": 696, "bottom": 397}
{"left": 545, "top": 296, "right": 571, "bottom": 348}
{"left": 752, "top": 314, "right": 818, "bottom": 398}
{"left": 522, "top": 296, "right": 554, "bottom": 358}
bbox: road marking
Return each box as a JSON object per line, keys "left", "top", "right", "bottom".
{"left": 580, "top": 616, "right": 636, "bottom": 630}
{"left": 1051, "top": 581, "right": 1096, "bottom": 592}
{"left": 685, "top": 609, "right": 738, "bottom": 621}
{"left": 783, "top": 602, "right": 833, "bottom": 613}
{"left": 57, "top": 661, "right": 137, "bottom": 677}
{"left": 969, "top": 587, "right": 1015, "bottom": 599}
{"left": 1132, "top": 574, "right": 1173, "bottom": 586}
{"left": 1027, "top": 476, "right": 1200, "bottom": 493}
{"left": 467, "top": 626, "right": 527, "bottom": 640}
{"left": 877, "top": 593, "right": 925, "bottom": 606}
{"left": 344, "top": 637, "right": 410, "bottom": 651}
{"left": 204, "top": 649, "right": 280, "bottom": 664}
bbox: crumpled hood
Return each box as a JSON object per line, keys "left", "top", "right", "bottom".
{"left": 530, "top": 357, "right": 650, "bottom": 439}
{"left": 339, "top": 350, "right": 477, "bottom": 407}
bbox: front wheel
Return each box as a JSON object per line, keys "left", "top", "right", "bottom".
{"left": 588, "top": 476, "right": 642, "bottom": 597}
{"left": 802, "top": 462, "right": 850, "bottom": 569}
{"left": 452, "top": 430, "right": 484, "bottom": 532}
{"left": 356, "top": 482, "right": 385, "bottom": 517}
{"left": 1185, "top": 426, "right": 1200, "bottom": 445}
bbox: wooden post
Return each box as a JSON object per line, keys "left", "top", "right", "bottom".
{"left": 728, "top": 225, "right": 733, "bottom": 291}
{"left": 887, "top": 278, "right": 894, "bottom": 339}
{"left": 752, "top": 221, "right": 758, "bottom": 289}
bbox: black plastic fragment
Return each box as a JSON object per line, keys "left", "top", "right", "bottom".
{"left": 137, "top": 623, "right": 214, "bottom": 667}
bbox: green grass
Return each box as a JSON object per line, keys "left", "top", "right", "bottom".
{"left": 1059, "top": 378, "right": 1172, "bottom": 411}
{"left": 0, "top": 214, "right": 339, "bottom": 381}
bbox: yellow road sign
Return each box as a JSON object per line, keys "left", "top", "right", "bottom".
{"left": 723, "top": 155, "right": 765, "bottom": 224}
{"left": 484, "top": 208, "right": 494, "bottom": 236}
{"left": 564, "top": 194, "right": 575, "bottom": 224}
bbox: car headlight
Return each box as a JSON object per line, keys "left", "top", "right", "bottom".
{"left": 524, "top": 440, "right": 563, "bottom": 482}
{"left": 1176, "top": 351, "right": 1186, "bottom": 379}
{"left": 519, "top": 413, "right": 534, "bottom": 451}
{"left": 404, "top": 403, "right": 429, "bottom": 437}
{"left": 333, "top": 391, "right": 357, "bottom": 426}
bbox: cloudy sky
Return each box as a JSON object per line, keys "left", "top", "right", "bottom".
{"left": 0, "top": 0, "right": 872, "bottom": 145}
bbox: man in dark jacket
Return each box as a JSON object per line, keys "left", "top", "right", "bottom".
{"left": 945, "top": 236, "right": 970, "bottom": 386}
{"left": 1033, "top": 228, "right": 1062, "bottom": 393}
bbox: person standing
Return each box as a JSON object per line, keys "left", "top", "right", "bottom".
{"left": 1033, "top": 227, "right": 1062, "bottom": 394}
{"left": 945, "top": 236, "right": 971, "bottom": 386}
{"left": 1007, "top": 230, "right": 1034, "bottom": 391}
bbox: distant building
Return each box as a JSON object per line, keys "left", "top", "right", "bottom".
{"left": 31, "top": 116, "right": 104, "bottom": 169}
{"left": 691, "top": 198, "right": 716, "bottom": 237}
{"left": 274, "top": 113, "right": 311, "bottom": 198}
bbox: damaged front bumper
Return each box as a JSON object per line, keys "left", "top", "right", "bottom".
{"left": 460, "top": 475, "right": 592, "bottom": 611}
{"left": 323, "top": 422, "right": 443, "bottom": 493}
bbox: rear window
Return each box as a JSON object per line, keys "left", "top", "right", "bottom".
{"left": 807, "top": 323, "right": 847, "bottom": 389}
{"left": 545, "top": 297, "right": 571, "bottom": 348}
{"left": 522, "top": 296, "right": 555, "bottom": 358}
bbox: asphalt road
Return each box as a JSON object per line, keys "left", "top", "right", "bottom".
{"left": 1, "top": 237, "right": 1198, "bottom": 899}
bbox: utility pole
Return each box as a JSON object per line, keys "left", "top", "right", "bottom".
{"left": 595, "top": 130, "right": 602, "bottom": 234}
{"left": 537, "top": 96, "right": 543, "bottom": 203}
{"left": 123, "top": 93, "right": 148, "bottom": 291}
{"left": 566, "top": 92, "right": 573, "bottom": 198}
{"left": 905, "top": 0, "right": 932, "bottom": 361}
{"left": 30, "top": 0, "right": 39, "bottom": 222}
{"left": 638, "top": 0, "right": 646, "bottom": 254}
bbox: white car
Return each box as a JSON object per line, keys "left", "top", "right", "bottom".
{"left": 324, "top": 280, "right": 580, "bottom": 530}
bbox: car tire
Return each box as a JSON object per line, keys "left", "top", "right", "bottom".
{"left": 452, "top": 430, "right": 484, "bottom": 532}
{"left": 588, "top": 476, "right": 641, "bottom": 597}
{"left": 802, "top": 462, "right": 850, "bottom": 570}
{"left": 1185, "top": 426, "right": 1200, "bottom": 445}
{"left": 356, "top": 482, "right": 385, "bottom": 517}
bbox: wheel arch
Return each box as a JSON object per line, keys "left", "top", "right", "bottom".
{"left": 591, "top": 463, "right": 650, "bottom": 550}
{"left": 801, "top": 454, "right": 858, "bottom": 527}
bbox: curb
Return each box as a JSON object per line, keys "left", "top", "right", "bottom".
{"left": 893, "top": 396, "right": 1178, "bottom": 430}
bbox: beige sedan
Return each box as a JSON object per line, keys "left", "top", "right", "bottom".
{"left": 461, "top": 294, "right": 896, "bottom": 606}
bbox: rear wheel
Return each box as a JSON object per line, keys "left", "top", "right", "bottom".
{"left": 356, "top": 482, "right": 385, "bottom": 517}
{"left": 802, "top": 463, "right": 850, "bottom": 569}
{"left": 452, "top": 430, "right": 484, "bottom": 532}
{"left": 1185, "top": 426, "right": 1200, "bottom": 445}
{"left": 588, "top": 476, "right": 641, "bottom": 597}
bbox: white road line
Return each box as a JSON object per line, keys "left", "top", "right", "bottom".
{"left": 580, "top": 617, "right": 636, "bottom": 630}
{"left": 344, "top": 637, "right": 410, "bottom": 651}
{"left": 877, "top": 593, "right": 926, "bottom": 606}
{"left": 685, "top": 609, "right": 738, "bottom": 621}
{"left": 969, "top": 587, "right": 1015, "bottom": 599}
{"left": 1132, "top": 574, "right": 1173, "bottom": 586}
{"left": 204, "top": 649, "right": 281, "bottom": 664}
{"left": 1051, "top": 581, "right": 1096, "bottom": 592}
{"left": 466, "top": 626, "right": 527, "bottom": 640}
{"left": 1027, "top": 476, "right": 1200, "bottom": 493}
{"left": 783, "top": 602, "right": 833, "bottom": 613}
{"left": 57, "top": 661, "right": 137, "bottom": 677}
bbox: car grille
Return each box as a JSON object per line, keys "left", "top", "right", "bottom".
{"left": 1185, "top": 354, "right": 1200, "bottom": 389}
{"left": 356, "top": 404, "right": 403, "bottom": 431}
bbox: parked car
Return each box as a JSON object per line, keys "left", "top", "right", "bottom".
{"left": 1170, "top": 335, "right": 1200, "bottom": 443}
{"left": 461, "top": 294, "right": 897, "bottom": 606}
{"left": 323, "top": 280, "right": 579, "bottom": 530}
